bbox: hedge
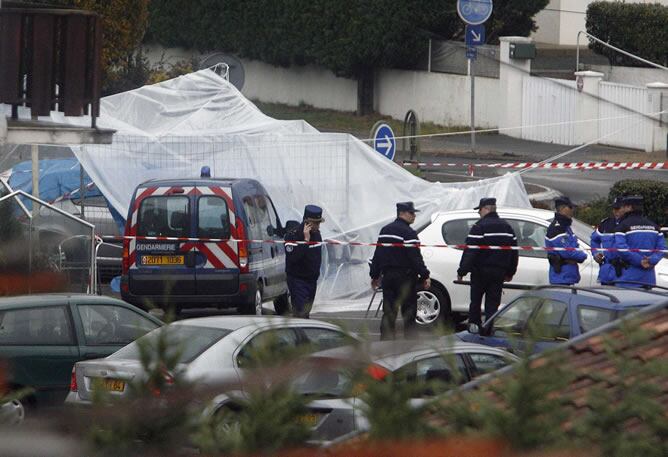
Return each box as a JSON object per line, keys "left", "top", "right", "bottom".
{"left": 586, "top": 2, "right": 668, "bottom": 66}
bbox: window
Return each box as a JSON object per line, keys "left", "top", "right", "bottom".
{"left": 0, "top": 306, "right": 74, "bottom": 345}
{"left": 254, "top": 195, "right": 273, "bottom": 237}
{"left": 491, "top": 296, "right": 541, "bottom": 336}
{"left": 469, "top": 353, "right": 512, "bottom": 377}
{"left": 397, "top": 355, "right": 467, "bottom": 396}
{"left": 507, "top": 219, "right": 547, "bottom": 258}
{"left": 110, "top": 325, "right": 230, "bottom": 364}
{"left": 138, "top": 196, "right": 189, "bottom": 237}
{"left": 578, "top": 306, "right": 616, "bottom": 334}
{"left": 78, "top": 304, "right": 159, "bottom": 345}
{"left": 302, "top": 328, "right": 351, "bottom": 351}
{"left": 237, "top": 328, "right": 299, "bottom": 368}
{"left": 531, "top": 299, "right": 570, "bottom": 340}
{"left": 241, "top": 196, "right": 263, "bottom": 240}
{"left": 266, "top": 197, "right": 279, "bottom": 231}
{"left": 441, "top": 219, "right": 476, "bottom": 247}
{"left": 198, "top": 196, "right": 230, "bottom": 239}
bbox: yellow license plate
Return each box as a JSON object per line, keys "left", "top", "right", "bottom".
{"left": 141, "top": 255, "right": 184, "bottom": 265}
{"left": 295, "top": 413, "right": 320, "bottom": 427}
{"left": 102, "top": 379, "right": 126, "bottom": 392}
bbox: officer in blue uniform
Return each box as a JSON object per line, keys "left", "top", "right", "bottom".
{"left": 285, "top": 205, "right": 324, "bottom": 318}
{"left": 614, "top": 195, "right": 666, "bottom": 288}
{"left": 544, "top": 196, "right": 587, "bottom": 285}
{"left": 590, "top": 196, "right": 625, "bottom": 285}
{"left": 370, "top": 202, "right": 430, "bottom": 340}
{"left": 457, "top": 198, "right": 518, "bottom": 330}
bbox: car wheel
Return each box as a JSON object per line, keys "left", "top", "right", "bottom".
{"left": 238, "top": 287, "right": 263, "bottom": 316}
{"left": 0, "top": 398, "right": 25, "bottom": 425}
{"left": 211, "top": 406, "right": 242, "bottom": 437}
{"left": 273, "top": 292, "right": 291, "bottom": 315}
{"left": 416, "top": 283, "right": 451, "bottom": 326}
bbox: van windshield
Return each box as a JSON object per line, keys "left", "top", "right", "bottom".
{"left": 137, "top": 196, "right": 189, "bottom": 238}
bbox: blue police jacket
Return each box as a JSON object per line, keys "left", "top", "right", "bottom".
{"left": 370, "top": 218, "right": 430, "bottom": 280}
{"left": 545, "top": 213, "right": 587, "bottom": 285}
{"left": 285, "top": 222, "right": 323, "bottom": 281}
{"left": 590, "top": 216, "right": 619, "bottom": 284}
{"left": 613, "top": 210, "right": 666, "bottom": 287}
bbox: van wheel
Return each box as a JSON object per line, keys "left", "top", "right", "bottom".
{"left": 273, "top": 292, "right": 291, "bottom": 315}
{"left": 238, "top": 287, "right": 263, "bottom": 316}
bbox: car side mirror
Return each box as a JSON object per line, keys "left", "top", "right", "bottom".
{"left": 266, "top": 225, "right": 275, "bottom": 237}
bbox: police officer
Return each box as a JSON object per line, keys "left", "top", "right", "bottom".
{"left": 614, "top": 195, "right": 666, "bottom": 288}
{"left": 545, "top": 196, "right": 587, "bottom": 285}
{"left": 457, "top": 198, "right": 518, "bottom": 331}
{"left": 370, "top": 202, "right": 430, "bottom": 340}
{"left": 285, "top": 205, "right": 324, "bottom": 318}
{"left": 590, "top": 196, "right": 625, "bottom": 285}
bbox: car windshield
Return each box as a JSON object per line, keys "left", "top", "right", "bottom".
{"left": 109, "top": 325, "right": 231, "bottom": 364}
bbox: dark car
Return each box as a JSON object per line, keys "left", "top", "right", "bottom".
{"left": 458, "top": 285, "right": 668, "bottom": 354}
{"left": 0, "top": 294, "right": 162, "bottom": 420}
{"left": 121, "top": 168, "right": 289, "bottom": 315}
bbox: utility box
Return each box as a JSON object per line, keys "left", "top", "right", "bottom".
{"left": 509, "top": 42, "right": 536, "bottom": 60}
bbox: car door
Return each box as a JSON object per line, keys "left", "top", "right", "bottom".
{"left": 463, "top": 295, "right": 542, "bottom": 352}
{"left": 254, "top": 194, "right": 283, "bottom": 298}
{"left": 234, "top": 327, "right": 301, "bottom": 377}
{"left": 0, "top": 305, "right": 79, "bottom": 404}
{"left": 194, "top": 187, "right": 239, "bottom": 295}
{"left": 131, "top": 191, "right": 195, "bottom": 295}
{"left": 504, "top": 218, "right": 550, "bottom": 296}
{"left": 524, "top": 298, "right": 571, "bottom": 353}
{"left": 264, "top": 195, "right": 287, "bottom": 298}
{"left": 397, "top": 353, "right": 469, "bottom": 398}
{"left": 72, "top": 301, "right": 161, "bottom": 361}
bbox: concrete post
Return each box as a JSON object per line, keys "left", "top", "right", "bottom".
{"left": 498, "top": 37, "right": 533, "bottom": 139}
{"left": 645, "top": 82, "right": 668, "bottom": 153}
{"left": 573, "top": 71, "right": 604, "bottom": 144}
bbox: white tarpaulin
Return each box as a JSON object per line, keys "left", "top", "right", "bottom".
{"left": 39, "top": 69, "right": 531, "bottom": 304}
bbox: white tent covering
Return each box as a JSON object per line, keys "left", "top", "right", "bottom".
{"left": 53, "top": 69, "right": 530, "bottom": 306}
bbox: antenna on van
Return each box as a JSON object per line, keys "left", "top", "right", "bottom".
{"left": 201, "top": 166, "right": 211, "bottom": 178}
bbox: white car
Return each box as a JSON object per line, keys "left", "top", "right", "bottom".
{"left": 416, "top": 207, "right": 668, "bottom": 326}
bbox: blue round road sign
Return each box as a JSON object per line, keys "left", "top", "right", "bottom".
{"left": 457, "top": 0, "right": 493, "bottom": 25}
{"left": 373, "top": 124, "right": 396, "bottom": 161}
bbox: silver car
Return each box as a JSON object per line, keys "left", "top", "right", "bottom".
{"left": 65, "top": 316, "right": 357, "bottom": 405}
{"left": 287, "top": 338, "right": 520, "bottom": 444}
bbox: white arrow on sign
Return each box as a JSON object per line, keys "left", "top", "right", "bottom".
{"left": 378, "top": 135, "right": 393, "bottom": 154}
{"left": 470, "top": 30, "right": 481, "bottom": 42}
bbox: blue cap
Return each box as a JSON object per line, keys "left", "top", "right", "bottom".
{"left": 200, "top": 166, "right": 211, "bottom": 178}
{"left": 622, "top": 195, "right": 643, "bottom": 206}
{"left": 554, "top": 196, "right": 575, "bottom": 209}
{"left": 396, "top": 201, "right": 420, "bottom": 213}
{"left": 611, "top": 195, "right": 625, "bottom": 209}
{"left": 303, "top": 204, "right": 324, "bottom": 222}
{"left": 474, "top": 197, "right": 496, "bottom": 210}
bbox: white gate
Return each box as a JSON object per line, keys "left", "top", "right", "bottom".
{"left": 522, "top": 76, "right": 577, "bottom": 145}
{"left": 599, "top": 82, "right": 649, "bottom": 150}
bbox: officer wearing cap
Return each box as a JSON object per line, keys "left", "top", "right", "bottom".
{"left": 370, "top": 202, "right": 430, "bottom": 340}
{"left": 614, "top": 195, "right": 666, "bottom": 288}
{"left": 545, "top": 196, "right": 587, "bottom": 285}
{"left": 284, "top": 205, "right": 324, "bottom": 318}
{"left": 457, "top": 198, "right": 518, "bottom": 330}
{"left": 590, "top": 196, "right": 625, "bottom": 285}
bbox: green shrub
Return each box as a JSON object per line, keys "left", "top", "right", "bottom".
{"left": 576, "top": 197, "right": 610, "bottom": 227}
{"left": 610, "top": 180, "right": 668, "bottom": 226}
{"left": 587, "top": 2, "right": 668, "bottom": 66}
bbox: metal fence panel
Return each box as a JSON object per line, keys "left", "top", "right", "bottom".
{"left": 521, "top": 76, "right": 577, "bottom": 145}
{"left": 599, "top": 82, "right": 649, "bottom": 150}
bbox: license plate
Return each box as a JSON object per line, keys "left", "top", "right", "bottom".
{"left": 102, "top": 378, "right": 126, "bottom": 392}
{"left": 141, "top": 255, "right": 184, "bottom": 265}
{"left": 295, "top": 413, "right": 321, "bottom": 427}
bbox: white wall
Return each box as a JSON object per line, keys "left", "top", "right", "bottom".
{"left": 241, "top": 59, "right": 358, "bottom": 112}
{"left": 590, "top": 65, "right": 668, "bottom": 86}
{"left": 375, "top": 70, "right": 499, "bottom": 128}
{"left": 532, "top": 0, "right": 561, "bottom": 45}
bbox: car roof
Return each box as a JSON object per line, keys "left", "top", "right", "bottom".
{"left": 0, "top": 293, "right": 131, "bottom": 309}
{"left": 310, "top": 337, "right": 513, "bottom": 371}
{"left": 169, "top": 315, "right": 338, "bottom": 331}
{"left": 137, "top": 177, "right": 255, "bottom": 188}
{"left": 518, "top": 286, "right": 668, "bottom": 309}
{"left": 431, "top": 206, "right": 555, "bottom": 222}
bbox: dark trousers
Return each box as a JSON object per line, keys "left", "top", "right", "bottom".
{"left": 380, "top": 269, "right": 418, "bottom": 340}
{"left": 287, "top": 276, "right": 317, "bottom": 318}
{"left": 469, "top": 267, "right": 506, "bottom": 326}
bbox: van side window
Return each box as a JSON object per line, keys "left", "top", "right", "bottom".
{"left": 265, "top": 197, "right": 280, "bottom": 230}
{"left": 254, "top": 195, "right": 273, "bottom": 236}
{"left": 138, "top": 196, "right": 189, "bottom": 237}
{"left": 242, "top": 196, "right": 263, "bottom": 240}
{"left": 198, "top": 196, "right": 230, "bottom": 239}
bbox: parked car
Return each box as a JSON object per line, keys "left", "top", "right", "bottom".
{"left": 458, "top": 285, "right": 668, "bottom": 354}
{"left": 416, "top": 207, "right": 668, "bottom": 326}
{"left": 0, "top": 294, "right": 162, "bottom": 421}
{"left": 66, "top": 316, "right": 357, "bottom": 406}
{"left": 281, "top": 339, "right": 519, "bottom": 445}
{"left": 121, "top": 169, "right": 289, "bottom": 315}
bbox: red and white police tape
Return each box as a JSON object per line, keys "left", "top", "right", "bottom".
{"left": 99, "top": 235, "right": 668, "bottom": 254}
{"left": 402, "top": 161, "right": 668, "bottom": 171}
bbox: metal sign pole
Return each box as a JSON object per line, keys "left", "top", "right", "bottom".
{"left": 470, "top": 57, "right": 476, "bottom": 153}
